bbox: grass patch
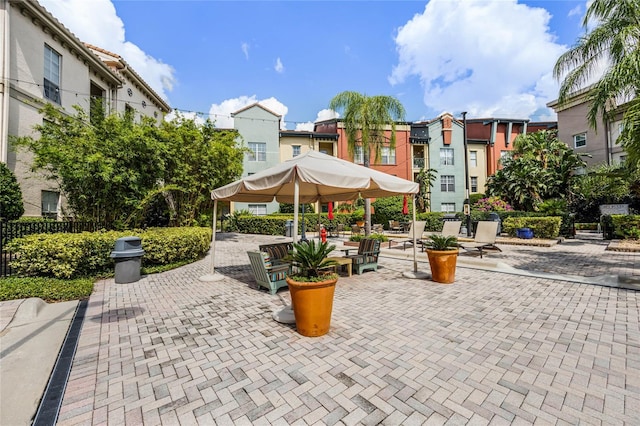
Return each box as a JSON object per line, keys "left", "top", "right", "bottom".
{"left": 0, "top": 277, "right": 94, "bottom": 302}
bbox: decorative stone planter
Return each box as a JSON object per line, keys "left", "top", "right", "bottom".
{"left": 516, "top": 228, "right": 534, "bottom": 239}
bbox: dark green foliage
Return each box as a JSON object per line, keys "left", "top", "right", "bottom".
{"left": 372, "top": 196, "right": 406, "bottom": 226}
{"left": 279, "top": 203, "right": 315, "bottom": 214}
{"left": 349, "top": 233, "right": 388, "bottom": 242}
{"left": 502, "top": 217, "right": 562, "bottom": 239}
{"left": 12, "top": 106, "right": 243, "bottom": 227}
{"left": 487, "top": 130, "right": 586, "bottom": 211}
{"left": 610, "top": 214, "right": 640, "bottom": 239}
{"left": 0, "top": 162, "right": 24, "bottom": 220}
{"left": 7, "top": 227, "right": 211, "bottom": 278}
{"left": 0, "top": 277, "right": 93, "bottom": 302}
{"left": 288, "top": 240, "right": 337, "bottom": 279}
{"left": 423, "top": 235, "right": 458, "bottom": 251}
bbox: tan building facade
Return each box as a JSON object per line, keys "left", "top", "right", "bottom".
{"left": 0, "top": 0, "right": 169, "bottom": 218}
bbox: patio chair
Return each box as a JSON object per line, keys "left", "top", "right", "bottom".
{"left": 351, "top": 224, "right": 362, "bottom": 235}
{"left": 389, "top": 221, "right": 426, "bottom": 250}
{"left": 459, "top": 221, "right": 502, "bottom": 258}
{"left": 247, "top": 251, "right": 290, "bottom": 294}
{"left": 420, "top": 220, "right": 462, "bottom": 251}
{"left": 344, "top": 238, "right": 380, "bottom": 274}
{"left": 388, "top": 220, "right": 401, "bottom": 233}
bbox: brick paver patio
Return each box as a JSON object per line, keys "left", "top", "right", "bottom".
{"left": 54, "top": 233, "right": 640, "bottom": 425}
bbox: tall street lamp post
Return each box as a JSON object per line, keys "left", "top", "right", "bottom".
{"left": 462, "top": 112, "right": 472, "bottom": 237}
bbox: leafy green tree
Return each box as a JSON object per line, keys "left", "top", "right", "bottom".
{"left": 415, "top": 168, "right": 437, "bottom": 212}
{"left": 329, "top": 91, "right": 405, "bottom": 234}
{"left": 554, "top": 0, "right": 640, "bottom": 164}
{"left": 571, "top": 163, "right": 640, "bottom": 221}
{"left": 13, "top": 104, "right": 165, "bottom": 226}
{"left": 13, "top": 106, "right": 244, "bottom": 227}
{"left": 0, "top": 162, "right": 24, "bottom": 220}
{"left": 487, "top": 131, "right": 587, "bottom": 211}
{"left": 153, "top": 115, "right": 244, "bottom": 226}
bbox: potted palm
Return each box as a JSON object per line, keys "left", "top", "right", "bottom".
{"left": 286, "top": 240, "right": 338, "bottom": 337}
{"left": 423, "top": 234, "right": 459, "bottom": 284}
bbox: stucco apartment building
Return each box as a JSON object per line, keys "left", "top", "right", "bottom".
{"left": 0, "top": 0, "right": 169, "bottom": 218}
{"left": 547, "top": 89, "right": 627, "bottom": 167}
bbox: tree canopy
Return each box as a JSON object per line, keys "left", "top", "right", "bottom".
{"left": 13, "top": 105, "right": 244, "bottom": 227}
{"left": 554, "top": 0, "right": 640, "bottom": 164}
{"left": 0, "top": 162, "right": 24, "bottom": 220}
{"left": 486, "top": 130, "right": 587, "bottom": 211}
{"left": 328, "top": 91, "right": 405, "bottom": 234}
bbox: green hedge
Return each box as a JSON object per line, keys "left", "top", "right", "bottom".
{"left": 7, "top": 227, "right": 211, "bottom": 279}
{"left": 502, "top": 217, "right": 562, "bottom": 239}
{"left": 231, "top": 214, "right": 351, "bottom": 235}
{"left": 609, "top": 215, "right": 640, "bottom": 239}
{"left": 0, "top": 277, "right": 94, "bottom": 302}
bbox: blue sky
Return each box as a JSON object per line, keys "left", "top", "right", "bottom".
{"left": 41, "top": 0, "right": 588, "bottom": 129}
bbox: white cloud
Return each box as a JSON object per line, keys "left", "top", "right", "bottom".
{"left": 39, "top": 0, "right": 175, "bottom": 101}
{"left": 241, "top": 42, "right": 250, "bottom": 60}
{"left": 568, "top": 5, "right": 583, "bottom": 18}
{"left": 389, "top": 0, "right": 567, "bottom": 119}
{"left": 295, "top": 109, "right": 339, "bottom": 131}
{"left": 208, "top": 96, "right": 289, "bottom": 129}
{"left": 275, "top": 57, "right": 284, "bottom": 73}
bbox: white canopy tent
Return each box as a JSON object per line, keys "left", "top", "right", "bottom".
{"left": 201, "top": 150, "right": 420, "bottom": 281}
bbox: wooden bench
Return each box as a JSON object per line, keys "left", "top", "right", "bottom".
{"left": 247, "top": 251, "right": 290, "bottom": 294}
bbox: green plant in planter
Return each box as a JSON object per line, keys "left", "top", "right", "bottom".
{"left": 423, "top": 234, "right": 458, "bottom": 251}
{"left": 288, "top": 240, "right": 338, "bottom": 282}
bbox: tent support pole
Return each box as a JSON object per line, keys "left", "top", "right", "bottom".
{"left": 199, "top": 199, "right": 223, "bottom": 282}
{"left": 402, "top": 194, "right": 429, "bottom": 279}
{"left": 293, "top": 179, "right": 299, "bottom": 244}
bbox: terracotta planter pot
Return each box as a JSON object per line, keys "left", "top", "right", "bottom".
{"left": 426, "top": 249, "right": 458, "bottom": 284}
{"left": 286, "top": 276, "right": 337, "bottom": 337}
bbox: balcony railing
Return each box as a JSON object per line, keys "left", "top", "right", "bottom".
{"left": 413, "top": 157, "right": 425, "bottom": 169}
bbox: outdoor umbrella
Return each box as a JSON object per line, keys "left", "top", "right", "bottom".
{"left": 202, "top": 150, "right": 420, "bottom": 281}
{"left": 328, "top": 202, "right": 334, "bottom": 220}
{"left": 402, "top": 195, "right": 409, "bottom": 215}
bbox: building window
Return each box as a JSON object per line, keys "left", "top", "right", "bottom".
{"left": 41, "top": 190, "right": 59, "bottom": 218}
{"left": 381, "top": 147, "right": 396, "bottom": 165}
{"left": 354, "top": 146, "right": 364, "bottom": 164}
{"left": 248, "top": 142, "right": 266, "bottom": 161}
{"left": 441, "top": 203, "right": 456, "bottom": 213}
{"left": 248, "top": 204, "right": 267, "bottom": 215}
{"left": 292, "top": 145, "right": 301, "bottom": 157}
{"left": 440, "top": 175, "right": 455, "bottom": 192}
{"left": 573, "top": 133, "right": 586, "bottom": 148}
{"left": 619, "top": 155, "right": 627, "bottom": 164}
{"left": 470, "top": 151, "right": 477, "bottom": 167}
{"left": 44, "top": 45, "right": 61, "bottom": 104}
{"left": 440, "top": 148, "right": 454, "bottom": 165}
{"left": 470, "top": 176, "right": 478, "bottom": 193}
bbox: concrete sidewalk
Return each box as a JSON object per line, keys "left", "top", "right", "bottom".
{"left": 42, "top": 232, "right": 639, "bottom": 425}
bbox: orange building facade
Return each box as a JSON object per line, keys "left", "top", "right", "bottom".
{"left": 465, "top": 118, "right": 529, "bottom": 176}
{"left": 314, "top": 119, "right": 413, "bottom": 181}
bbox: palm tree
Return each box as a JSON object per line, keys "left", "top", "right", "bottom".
{"left": 329, "top": 91, "right": 406, "bottom": 235}
{"left": 415, "top": 167, "right": 438, "bottom": 212}
{"left": 553, "top": 0, "right": 640, "bottom": 164}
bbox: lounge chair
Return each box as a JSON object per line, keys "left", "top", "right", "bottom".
{"left": 344, "top": 238, "right": 380, "bottom": 274}
{"left": 421, "top": 220, "right": 462, "bottom": 251}
{"left": 459, "top": 221, "right": 502, "bottom": 258}
{"left": 247, "top": 251, "right": 290, "bottom": 294}
{"left": 389, "top": 221, "right": 426, "bottom": 250}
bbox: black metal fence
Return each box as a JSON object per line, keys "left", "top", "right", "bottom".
{"left": 0, "top": 221, "right": 110, "bottom": 277}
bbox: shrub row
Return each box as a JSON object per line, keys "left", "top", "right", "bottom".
{"left": 7, "top": 227, "right": 211, "bottom": 279}
{"left": 606, "top": 214, "right": 640, "bottom": 239}
{"left": 0, "top": 277, "right": 94, "bottom": 302}
{"left": 502, "top": 217, "right": 562, "bottom": 239}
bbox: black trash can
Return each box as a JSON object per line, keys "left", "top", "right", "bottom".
{"left": 110, "top": 236, "right": 144, "bottom": 283}
{"left": 488, "top": 212, "right": 502, "bottom": 236}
